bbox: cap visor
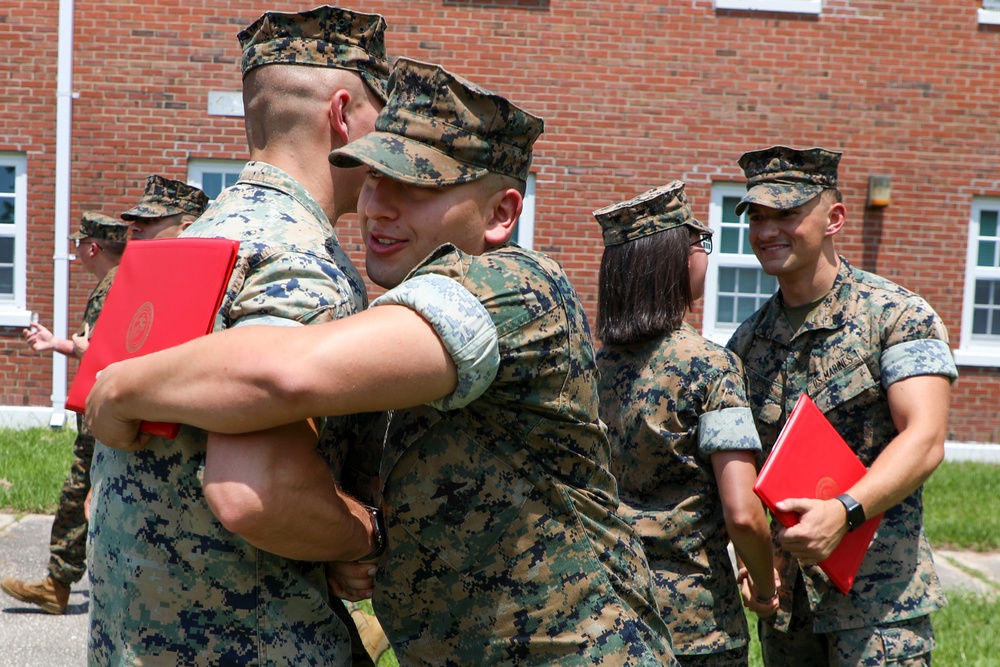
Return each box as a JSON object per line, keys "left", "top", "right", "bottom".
{"left": 734, "top": 184, "right": 823, "bottom": 216}
{"left": 329, "top": 132, "right": 488, "bottom": 186}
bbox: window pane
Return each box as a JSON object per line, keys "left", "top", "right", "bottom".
{"left": 0, "top": 267, "right": 11, "bottom": 296}
{"left": 761, "top": 273, "right": 778, "bottom": 293}
{"left": 992, "top": 309, "right": 1000, "bottom": 336}
{"left": 981, "top": 210, "right": 998, "bottom": 238}
{"left": 979, "top": 240, "right": 998, "bottom": 268}
{"left": 737, "top": 268, "right": 756, "bottom": 292}
{"left": 0, "top": 198, "right": 13, "bottom": 225}
{"left": 721, "top": 196, "right": 742, "bottom": 224}
{"left": 720, "top": 228, "right": 740, "bottom": 254}
{"left": 0, "top": 166, "right": 14, "bottom": 193}
{"left": 202, "top": 173, "right": 222, "bottom": 199}
{"left": 974, "top": 308, "right": 988, "bottom": 334}
{"left": 225, "top": 172, "right": 240, "bottom": 188}
{"left": 975, "top": 280, "right": 993, "bottom": 304}
{"left": 737, "top": 297, "right": 758, "bottom": 322}
{"left": 719, "top": 267, "right": 736, "bottom": 292}
{"left": 0, "top": 237, "right": 13, "bottom": 263}
{"left": 718, "top": 296, "right": 735, "bottom": 323}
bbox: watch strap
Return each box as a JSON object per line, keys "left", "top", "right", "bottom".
{"left": 354, "top": 505, "right": 387, "bottom": 562}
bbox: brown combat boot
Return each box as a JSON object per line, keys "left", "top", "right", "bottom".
{"left": 0, "top": 575, "right": 70, "bottom": 614}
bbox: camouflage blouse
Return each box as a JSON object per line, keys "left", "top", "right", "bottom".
{"left": 598, "top": 322, "right": 761, "bottom": 656}
{"left": 727, "top": 257, "right": 958, "bottom": 633}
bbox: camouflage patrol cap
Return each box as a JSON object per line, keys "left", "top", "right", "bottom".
{"left": 238, "top": 6, "right": 390, "bottom": 102}
{"left": 735, "top": 145, "right": 842, "bottom": 216}
{"left": 120, "top": 175, "right": 209, "bottom": 222}
{"left": 68, "top": 211, "right": 129, "bottom": 243}
{"left": 328, "top": 58, "right": 544, "bottom": 186}
{"left": 594, "top": 181, "right": 711, "bottom": 247}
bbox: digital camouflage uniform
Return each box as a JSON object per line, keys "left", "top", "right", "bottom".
{"left": 726, "top": 259, "right": 957, "bottom": 664}
{"left": 87, "top": 159, "right": 370, "bottom": 665}
{"left": 87, "top": 8, "right": 390, "bottom": 664}
{"left": 329, "top": 58, "right": 677, "bottom": 666}
{"left": 367, "top": 244, "right": 675, "bottom": 666}
{"left": 47, "top": 211, "right": 128, "bottom": 589}
{"left": 727, "top": 146, "right": 959, "bottom": 666}
{"left": 593, "top": 182, "right": 761, "bottom": 666}
{"left": 598, "top": 324, "right": 761, "bottom": 664}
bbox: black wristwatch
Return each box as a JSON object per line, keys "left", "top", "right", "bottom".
{"left": 354, "top": 505, "right": 387, "bottom": 562}
{"left": 835, "top": 493, "right": 866, "bottom": 532}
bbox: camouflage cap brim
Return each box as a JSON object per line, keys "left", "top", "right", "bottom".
{"left": 330, "top": 132, "right": 490, "bottom": 187}
{"left": 120, "top": 202, "right": 183, "bottom": 221}
{"left": 734, "top": 183, "right": 825, "bottom": 216}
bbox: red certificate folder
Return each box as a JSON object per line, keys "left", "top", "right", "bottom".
{"left": 66, "top": 238, "right": 240, "bottom": 439}
{"left": 753, "top": 394, "right": 883, "bottom": 594}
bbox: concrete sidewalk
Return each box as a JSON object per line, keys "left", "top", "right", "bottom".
{"left": 1, "top": 513, "right": 998, "bottom": 665}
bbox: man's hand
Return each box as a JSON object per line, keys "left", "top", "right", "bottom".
{"left": 327, "top": 560, "right": 377, "bottom": 602}
{"left": 738, "top": 565, "right": 781, "bottom": 618}
{"left": 775, "top": 497, "right": 848, "bottom": 564}
{"left": 71, "top": 322, "right": 91, "bottom": 358}
{"left": 23, "top": 322, "right": 56, "bottom": 352}
{"left": 85, "top": 364, "right": 149, "bottom": 451}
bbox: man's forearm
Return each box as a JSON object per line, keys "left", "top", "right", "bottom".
{"left": 204, "top": 423, "right": 377, "bottom": 561}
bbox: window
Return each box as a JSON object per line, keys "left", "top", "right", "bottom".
{"left": 187, "top": 160, "right": 245, "bottom": 202}
{"left": 510, "top": 173, "right": 536, "bottom": 249}
{"left": 957, "top": 198, "right": 1000, "bottom": 367}
{"left": 0, "top": 154, "right": 30, "bottom": 327}
{"left": 981, "top": 0, "right": 1000, "bottom": 25}
{"left": 714, "top": 0, "right": 821, "bottom": 15}
{"left": 700, "top": 183, "right": 778, "bottom": 345}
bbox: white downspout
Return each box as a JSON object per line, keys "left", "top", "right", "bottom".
{"left": 49, "top": 0, "right": 76, "bottom": 429}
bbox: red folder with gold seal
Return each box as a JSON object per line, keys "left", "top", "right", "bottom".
{"left": 753, "top": 394, "right": 883, "bottom": 594}
{"left": 65, "top": 237, "right": 239, "bottom": 438}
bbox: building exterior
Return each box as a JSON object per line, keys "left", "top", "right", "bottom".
{"left": 2, "top": 0, "right": 998, "bottom": 444}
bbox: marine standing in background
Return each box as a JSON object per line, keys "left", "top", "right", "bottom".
{"left": 1, "top": 212, "right": 127, "bottom": 615}
{"left": 727, "top": 146, "right": 958, "bottom": 666}
{"left": 594, "top": 181, "right": 778, "bottom": 667}
{"left": 120, "top": 174, "right": 209, "bottom": 240}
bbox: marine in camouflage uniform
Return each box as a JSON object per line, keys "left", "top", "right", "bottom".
{"left": 1, "top": 212, "right": 127, "bottom": 615}
{"left": 87, "top": 7, "right": 390, "bottom": 665}
{"left": 86, "top": 58, "right": 677, "bottom": 666}
{"left": 725, "top": 146, "right": 958, "bottom": 666}
{"left": 120, "top": 174, "right": 210, "bottom": 240}
{"left": 594, "top": 183, "right": 773, "bottom": 666}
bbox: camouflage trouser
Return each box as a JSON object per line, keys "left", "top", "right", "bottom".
{"left": 677, "top": 645, "right": 749, "bottom": 667}
{"left": 759, "top": 574, "right": 934, "bottom": 667}
{"left": 46, "top": 422, "right": 94, "bottom": 586}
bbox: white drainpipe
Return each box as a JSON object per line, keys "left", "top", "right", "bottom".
{"left": 49, "top": 0, "right": 76, "bottom": 429}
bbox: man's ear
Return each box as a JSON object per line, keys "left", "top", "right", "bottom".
{"left": 483, "top": 187, "right": 523, "bottom": 248}
{"left": 825, "top": 201, "right": 846, "bottom": 237}
{"left": 328, "top": 89, "right": 351, "bottom": 146}
{"left": 179, "top": 216, "right": 195, "bottom": 233}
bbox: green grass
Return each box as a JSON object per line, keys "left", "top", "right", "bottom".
{"left": 0, "top": 426, "right": 75, "bottom": 514}
{"left": 924, "top": 460, "right": 1000, "bottom": 551}
{"left": 1, "top": 431, "right": 998, "bottom": 664}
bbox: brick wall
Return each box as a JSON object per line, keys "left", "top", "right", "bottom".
{"left": 2, "top": 0, "right": 997, "bottom": 441}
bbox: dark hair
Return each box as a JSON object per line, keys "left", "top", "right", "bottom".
{"left": 595, "top": 226, "right": 692, "bottom": 346}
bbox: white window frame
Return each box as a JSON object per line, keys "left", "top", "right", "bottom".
{"left": 0, "top": 154, "right": 30, "bottom": 327}
{"left": 714, "top": 0, "right": 821, "bottom": 15}
{"left": 956, "top": 197, "right": 1000, "bottom": 367}
{"left": 513, "top": 173, "right": 536, "bottom": 249}
{"left": 187, "top": 159, "right": 246, "bottom": 202}
{"left": 701, "top": 182, "right": 778, "bottom": 346}
{"left": 981, "top": 0, "right": 1000, "bottom": 25}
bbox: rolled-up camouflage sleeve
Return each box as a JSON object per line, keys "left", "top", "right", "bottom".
{"left": 881, "top": 339, "right": 958, "bottom": 387}
{"left": 372, "top": 273, "right": 499, "bottom": 411}
{"left": 698, "top": 408, "right": 762, "bottom": 457}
